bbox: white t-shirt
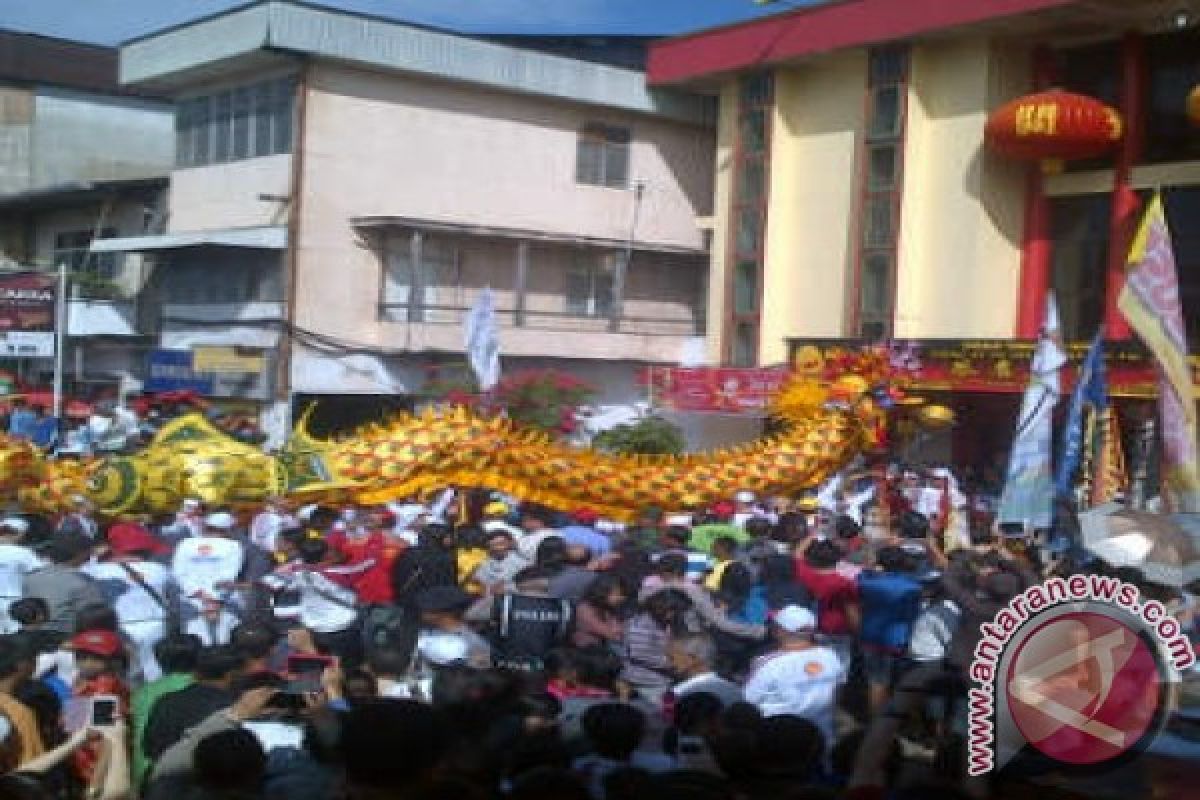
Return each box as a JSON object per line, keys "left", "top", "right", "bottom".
{"left": 185, "top": 608, "right": 239, "bottom": 646}
{"left": 82, "top": 561, "right": 171, "bottom": 624}
{"left": 249, "top": 511, "right": 294, "bottom": 553}
{"left": 172, "top": 536, "right": 244, "bottom": 604}
{"left": 744, "top": 646, "right": 845, "bottom": 748}
{"left": 0, "top": 542, "right": 41, "bottom": 599}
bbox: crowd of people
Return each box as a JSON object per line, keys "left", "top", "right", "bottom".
{"left": 0, "top": 465, "right": 1194, "bottom": 800}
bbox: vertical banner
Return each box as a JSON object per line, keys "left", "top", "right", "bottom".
{"left": 998, "top": 294, "right": 1067, "bottom": 529}
{"left": 1118, "top": 193, "right": 1200, "bottom": 512}
{"left": 465, "top": 288, "right": 500, "bottom": 391}
{"left": 0, "top": 272, "right": 56, "bottom": 358}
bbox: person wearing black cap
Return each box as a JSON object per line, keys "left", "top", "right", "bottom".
{"left": 414, "top": 586, "right": 490, "bottom": 669}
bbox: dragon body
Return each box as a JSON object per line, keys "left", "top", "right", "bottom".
{"left": 0, "top": 372, "right": 888, "bottom": 520}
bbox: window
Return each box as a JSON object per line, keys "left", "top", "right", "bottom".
{"left": 1144, "top": 29, "right": 1200, "bottom": 165}
{"left": 726, "top": 72, "right": 773, "bottom": 366}
{"left": 163, "top": 250, "right": 282, "bottom": 305}
{"left": 383, "top": 235, "right": 461, "bottom": 322}
{"left": 54, "top": 228, "right": 118, "bottom": 298}
{"left": 1050, "top": 194, "right": 1110, "bottom": 342}
{"left": 566, "top": 253, "right": 616, "bottom": 317}
{"left": 174, "top": 76, "right": 296, "bottom": 167}
{"left": 852, "top": 46, "right": 909, "bottom": 341}
{"left": 576, "top": 123, "right": 631, "bottom": 188}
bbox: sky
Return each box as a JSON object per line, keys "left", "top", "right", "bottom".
{"left": 0, "top": 0, "right": 819, "bottom": 46}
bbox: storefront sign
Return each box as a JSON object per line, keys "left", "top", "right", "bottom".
{"left": 193, "top": 346, "right": 266, "bottom": 374}
{"left": 145, "top": 350, "right": 213, "bottom": 394}
{"left": 788, "top": 339, "right": 1200, "bottom": 398}
{"left": 0, "top": 272, "right": 55, "bottom": 358}
{"left": 645, "top": 366, "right": 787, "bottom": 413}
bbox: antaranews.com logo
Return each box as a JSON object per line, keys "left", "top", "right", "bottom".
{"left": 967, "top": 574, "right": 1195, "bottom": 776}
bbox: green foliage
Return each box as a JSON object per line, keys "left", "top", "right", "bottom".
{"left": 593, "top": 414, "right": 686, "bottom": 456}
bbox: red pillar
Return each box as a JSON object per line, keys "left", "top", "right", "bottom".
{"left": 1104, "top": 32, "right": 1145, "bottom": 341}
{"left": 1016, "top": 47, "right": 1056, "bottom": 337}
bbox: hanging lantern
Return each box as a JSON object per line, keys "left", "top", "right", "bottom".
{"left": 1188, "top": 84, "right": 1200, "bottom": 128}
{"left": 985, "top": 90, "right": 1122, "bottom": 162}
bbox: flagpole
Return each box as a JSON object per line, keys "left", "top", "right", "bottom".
{"left": 52, "top": 261, "right": 67, "bottom": 420}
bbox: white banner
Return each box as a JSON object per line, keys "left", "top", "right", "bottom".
{"left": 465, "top": 288, "right": 500, "bottom": 391}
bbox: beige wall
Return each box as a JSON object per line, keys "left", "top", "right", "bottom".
{"left": 894, "top": 37, "right": 1029, "bottom": 338}
{"left": 168, "top": 154, "right": 292, "bottom": 232}
{"left": 759, "top": 53, "right": 866, "bottom": 363}
{"left": 293, "top": 61, "right": 711, "bottom": 373}
{"left": 705, "top": 82, "right": 738, "bottom": 364}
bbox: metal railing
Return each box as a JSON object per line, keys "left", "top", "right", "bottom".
{"left": 378, "top": 302, "right": 705, "bottom": 337}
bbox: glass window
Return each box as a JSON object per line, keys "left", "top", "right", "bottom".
{"left": 869, "top": 46, "right": 907, "bottom": 87}
{"left": 193, "top": 97, "right": 210, "bottom": 166}
{"left": 272, "top": 77, "right": 294, "bottom": 155}
{"left": 565, "top": 254, "right": 616, "bottom": 317}
{"left": 733, "top": 260, "right": 759, "bottom": 315}
{"left": 740, "top": 110, "right": 768, "bottom": 155}
{"left": 1050, "top": 193, "right": 1111, "bottom": 341}
{"left": 212, "top": 91, "right": 232, "bottom": 163}
{"left": 1144, "top": 30, "right": 1200, "bottom": 165}
{"left": 739, "top": 72, "right": 773, "bottom": 106}
{"left": 867, "top": 145, "right": 897, "bottom": 190}
{"left": 254, "top": 81, "right": 273, "bottom": 157}
{"left": 863, "top": 195, "right": 893, "bottom": 248}
{"left": 860, "top": 251, "right": 892, "bottom": 320}
{"left": 735, "top": 207, "right": 763, "bottom": 257}
{"left": 576, "top": 124, "right": 631, "bottom": 188}
{"left": 732, "top": 322, "right": 757, "bottom": 367}
{"left": 868, "top": 86, "right": 902, "bottom": 140}
{"left": 232, "top": 88, "right": 251, "bottom": 161}
{"left": 175, "top": 100, "right": 193, "bottom": 168}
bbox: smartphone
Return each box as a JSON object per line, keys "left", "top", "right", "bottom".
{"left": 286, "top": 653, "right": 333, "bottom": 693}
{"left": 267, "top": 691, "right": 307, "bottom": 712}
{"left": 90, "top": 696, "right": 119, "bottom": 727}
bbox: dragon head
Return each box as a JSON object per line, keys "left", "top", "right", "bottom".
{"left": 0, "top": 435, "right": 45, "bottom": 496}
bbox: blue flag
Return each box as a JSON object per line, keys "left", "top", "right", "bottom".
{"left": 1055, "top": 329, "right": 1107, "bottom": 497}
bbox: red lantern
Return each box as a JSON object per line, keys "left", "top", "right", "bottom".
{"left": 1188, "top": 84, "right": 1200, "bottom": 128}
{"left": 985, "top": 90, "right": 1122, "bottom": 161}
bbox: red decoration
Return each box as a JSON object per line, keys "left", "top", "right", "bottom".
{"left": 985, "top": 90, "right": 1122, "bottom": 161}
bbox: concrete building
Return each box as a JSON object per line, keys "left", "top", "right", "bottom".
{"left": 649, "top": 0, "right": 1200, "bottom": 462}
{"left": 103, "top": 0, "right": 715, "bottom": 440}
{"left": 0, "top": 31, "right": 173, "bottom": 398}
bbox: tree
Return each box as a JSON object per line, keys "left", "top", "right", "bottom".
{"left": 593, "top": 414, "right": 686, "bottom": 456}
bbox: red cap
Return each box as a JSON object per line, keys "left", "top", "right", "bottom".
{"left": 67, "top": 630, "right": 123, "bottom": 658}
{"left": 711, "top": 501, "right": 736, "bottom": 518}
{"left": 107, "top": 523, "right": 170, "bottom": 557}
{"left": 572, "top": 508, "right": 599, "bottom": 525}
{"left": 379, "top": 511, "right": 397, "bottom": 526}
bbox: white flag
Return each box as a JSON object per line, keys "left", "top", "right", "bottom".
{"left": 465, "top": 288, "right": 500, "bottom": 391}
{"left": 998, "top": 293, "right": 1067, "bottom": 530}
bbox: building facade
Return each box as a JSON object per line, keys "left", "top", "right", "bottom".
{"left": 105, "top": 1, "right": 715, "bottom": 441}
{"left": 0, "top": 32, "right": 174, "bottom": 400}
{"left": 649, "top": 0, "right": 1200, "bottom": 462}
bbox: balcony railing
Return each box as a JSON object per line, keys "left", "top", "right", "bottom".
{"left": 380, "top": 303, "right": 705, "bottom": 337}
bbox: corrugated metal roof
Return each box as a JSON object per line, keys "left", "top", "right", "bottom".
{"left": 89, "top": 225, "right": 287, "bottom": 252}
{"left": 120, "top": 1, "right": 712, "bottom": 125}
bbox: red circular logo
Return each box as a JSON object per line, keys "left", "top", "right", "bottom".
{"left": 1006, "top": 611, "right": 1164, "bottom": 765}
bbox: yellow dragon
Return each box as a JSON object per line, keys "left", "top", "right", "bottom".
{"left": 0, "top": 369, "right": 904, "bottom": 520}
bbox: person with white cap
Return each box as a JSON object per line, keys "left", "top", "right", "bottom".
{"left": 160, "top": 498, "right": 206, "bottom": 542}
{"left": 743, "top": 605, "right": 846, "bottom": 752}
{"left": 170, "top": 511, "right": 245, "bottom": 632}
{"left": 0, "top": 517, "right": 40, "bottom": 634}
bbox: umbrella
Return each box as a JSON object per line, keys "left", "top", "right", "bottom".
{"left": 1079, "top": 502, "right": 1200, "bottom": 588}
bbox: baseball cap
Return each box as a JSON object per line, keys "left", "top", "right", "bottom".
{"left": 108, "top": 523, "right": 169, "bottom": 557}
{"left": 483, "top": 501, "right": 509, "bottom": 516}
{"left": 67, "top": 630, "right": 123, "bottom": 658}
{"left": 711, "top": 501, "right": 736, "bottom": 518}
{"left": 205, "top": 512, "right": 237, "bottom": 530}
{"left": 772, "top": 605, "right": 817, "bottom": 634}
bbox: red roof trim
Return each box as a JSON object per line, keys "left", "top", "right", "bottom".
{"left": 647, "top": 0, "right": 1080, "bottom": 85}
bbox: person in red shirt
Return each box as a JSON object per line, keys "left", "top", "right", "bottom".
{"left": 793, "top": 537, "right": 860, "bottom": 636}
{"left": 67, "top": 630, "right": 130, "bottom": 783}
{"left": 328, "top": 506, "right": 406, "bottom": 606}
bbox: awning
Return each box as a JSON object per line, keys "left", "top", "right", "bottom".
{"left": 90, "top": 225, "right": 287, "bottom": 253}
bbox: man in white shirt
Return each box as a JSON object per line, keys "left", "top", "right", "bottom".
{"left": 0, "top": 517, "right": 40, "bottom": 633}
{"left": 743, "top": 605, "right": 845, "bottom": 752}
{"left": 171, "top": 511, "right": 244, "bottom": 620}
{"left": 269, "top": 536, "right": 364, "bottom": 667}
{"left": 667, "top": 631, "right": 743, "bottom": 710}
{"left": 161, "top": 498, "right": 206, "bottom": 542}
{"left": 83, "top": 526, "right": 172, "bottom": 680}
{"left": 249, "top": 496, "right": 295, "bottom": 554}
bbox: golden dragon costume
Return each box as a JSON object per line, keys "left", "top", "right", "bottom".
{"left": 0, "top": 365, "right": 918, "bottom": 520}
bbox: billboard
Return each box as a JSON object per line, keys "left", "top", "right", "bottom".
{"left": 0, "top": 272, "right": 55, "bottom": 358}
{"left": 144, "top": 350, "right": 213, "bottom": 394}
